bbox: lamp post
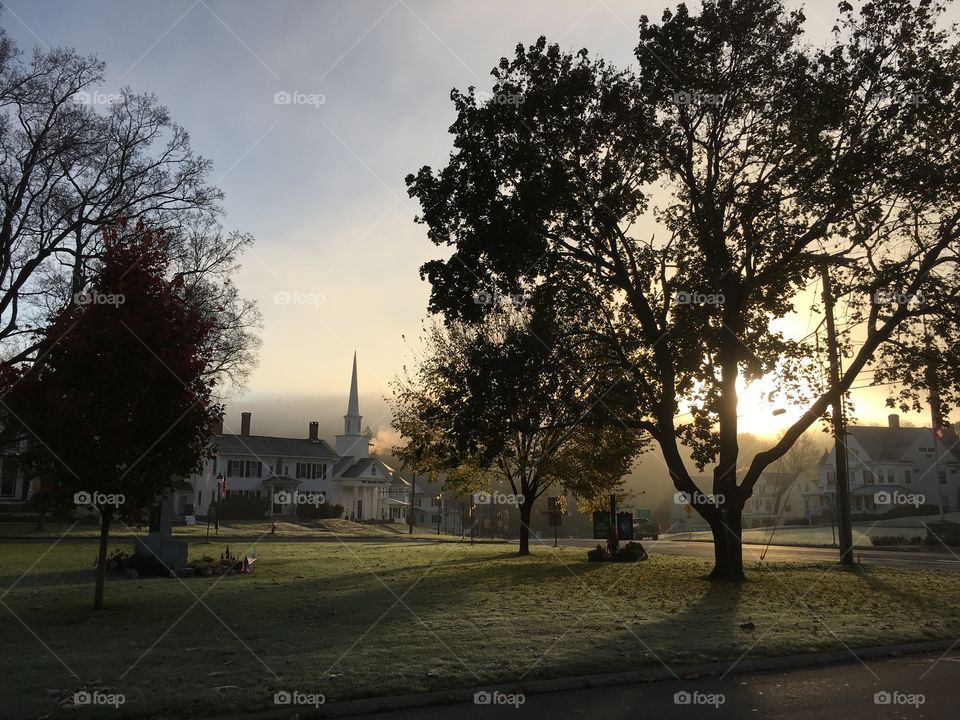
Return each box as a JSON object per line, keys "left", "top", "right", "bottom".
{"left": 215, "top": 473, "right": 224, "bottom": 534}
{"left": 435, "top": 493, "right": 442, "bottom": 535}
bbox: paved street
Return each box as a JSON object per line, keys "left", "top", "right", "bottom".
{"left": 556, "top": 537, "right": 960, "bottom": 571}
{"left": 350, "top": 650, "right": 960, "bottom": 719}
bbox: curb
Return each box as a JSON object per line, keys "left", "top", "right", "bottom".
{"left": 208, "top": 637, "right": 959, "bottom": 719}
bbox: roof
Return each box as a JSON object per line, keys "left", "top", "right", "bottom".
{"left": 213, "top": 434, "right": 338, "bottom": 459}
{"left": 339, "top": 457, "right": 376, "bottom": 477}
{"left": 847, "top": 426, "right": 929, "bottom": 463}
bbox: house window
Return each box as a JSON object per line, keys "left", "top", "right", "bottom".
{"left": 245, "top": 461, "right": 262, "bottom": 478}
{"left": 415, "top": 497, "right": 422, "bottom": 507}
{"left": 940, "top": 471, "right": 947, "bottom": 484}
{"left": 905, "top": 469, "right": 912, "bottom": 484}
{"left": 887, "top": 469, "right": 896, "bottom": 483}
{"left": 295, "top": 463, "right": 328, "bottom": 480}
{"left": 227, "top": 460, "right": 244, "bottom": 478}
{"left": 0, "top": 457, "right": 17, "bottom": 497}
{"left": 864, "top": 470, "right": 874, "bottom": 485}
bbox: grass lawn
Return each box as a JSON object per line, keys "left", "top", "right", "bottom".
{"left": 1, "top": 540, "right": 958, "bottom": 719}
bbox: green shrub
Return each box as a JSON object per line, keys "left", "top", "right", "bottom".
{"left": 296, "top": 502, "right": 344, "bottom": 520}
{"left": 218, "top": 494, "right": 270, "bottom": 520}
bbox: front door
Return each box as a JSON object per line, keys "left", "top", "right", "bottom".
{"left": 356, "top": 499, "right": 362, "bottom": 521}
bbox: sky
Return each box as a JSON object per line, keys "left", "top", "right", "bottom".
{"left": 1, "top": 0, "right": 949, "bottom": 442}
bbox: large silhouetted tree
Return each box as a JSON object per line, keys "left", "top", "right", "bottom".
{"left": 406, "top": 0, "right": 960, "bottom": 579}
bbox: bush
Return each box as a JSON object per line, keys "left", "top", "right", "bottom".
{"left": 882, "top": 503, "right": 940, "bottom": 520}
{"left": 925, "top": 521, "right": 960, "bottom": 547}
{"left": 870, "top": 535, "right": 909, "bottom": 546}
{"left": 587, "top": 544, "right": 609, "bottom": 562}
{"left": 296, "top": 502, "right": 344, "bottom": 520}
{"left": 615, "top": 541, "right": 648, "bottom": 562}
{"left": 218, "top": 494, "right": 270, "bottom": 520}
{"left": 784, "top": 517, "right": 811, "bottom": 526}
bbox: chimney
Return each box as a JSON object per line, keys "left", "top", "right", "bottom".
{"left": 309, "top": 421, "right": 319, "bottom": 441}
{"left": 888, "top": 414, "right": 900, "bottom": 429}
{"left": 241, "top": 412, "right": 251, "bottom": 437}
{"left": 212, "top": 414, "right": 224, "bottom": 435}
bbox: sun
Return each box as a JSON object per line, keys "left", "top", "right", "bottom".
{"left": 735, "top": 374, "right": 807, "bottom": 437}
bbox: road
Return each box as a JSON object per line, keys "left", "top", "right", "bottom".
{"left": 349, "top": 650, "right": 960, "bottom": 719}
{"left": 556, "top": 536, "right": 960, "bottom": 571}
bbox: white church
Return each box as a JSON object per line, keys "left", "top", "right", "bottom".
{"left": 178, "top": 353, "right": 395, "bottom": 520}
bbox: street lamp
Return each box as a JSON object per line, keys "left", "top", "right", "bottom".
{"left": 435, "top": 492, "right": 442, "bottom": 535}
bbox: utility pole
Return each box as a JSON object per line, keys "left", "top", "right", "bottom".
{"left": 820, "top": 264, "right": 854, "bottom": 565}
{"left": 408, "top": 472, "right": 416, "bottom": 535}
{"left": 923, "top": 325, "right": 946, "bottom": 520}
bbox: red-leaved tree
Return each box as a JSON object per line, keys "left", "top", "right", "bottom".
{"left": 4, "top": 221, "right": 221, "bottom": 609}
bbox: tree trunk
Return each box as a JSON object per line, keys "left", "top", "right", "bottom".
{"left": 94, "top": 511, "right": 111, "bottom": 610}
{"left": 708, "top": 504, "right": 745, "bottom": 582}
{"left": 518, "top": 498, "right": 534, "bottom": 556}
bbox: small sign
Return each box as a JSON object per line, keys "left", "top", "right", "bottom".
{"left": 593, "top": 511, "right": 611, "bottom": 540}
{"left": 185, "top": 515, "right": 197, "bottom": 526}
{"left": 935, "top": 425, "right": 946, "bottom": 442}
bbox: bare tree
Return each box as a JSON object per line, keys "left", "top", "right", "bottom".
{"left": 0, "top": 26, "right": 259, "bottom": 389}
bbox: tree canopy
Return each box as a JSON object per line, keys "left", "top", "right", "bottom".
{"left": 406, "top": 0, "right": 960, "bottom": 578}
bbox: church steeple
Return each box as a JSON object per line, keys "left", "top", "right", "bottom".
{"left": 343, "top": 351, "right": 362, "bottom": 436}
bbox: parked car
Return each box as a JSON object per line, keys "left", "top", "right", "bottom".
{"left": 632, "top": 519, "right": 660, "bottom": 540}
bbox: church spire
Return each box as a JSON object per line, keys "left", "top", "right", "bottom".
{"left": 344, "top": 351, "right": 362, "bottom": 435}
